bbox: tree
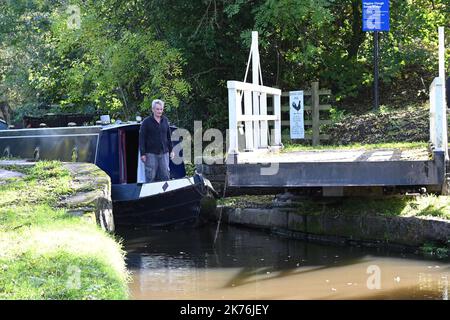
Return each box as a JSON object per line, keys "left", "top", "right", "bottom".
{"left": 0, "top": 0, "right": 448, "bottom": 127}
{"left": 0, "top": 0, "right": 191, "bottom": 124}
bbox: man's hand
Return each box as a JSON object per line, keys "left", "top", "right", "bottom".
{"left": 170, "top": 151, "right": 175, "bottom": 160}
{"left": 141, "top": 155, "right": 147, "bottom": 163}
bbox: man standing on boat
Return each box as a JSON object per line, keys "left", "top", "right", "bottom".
{"left": 139, "top": 99, "right": 174, "bottom": 183}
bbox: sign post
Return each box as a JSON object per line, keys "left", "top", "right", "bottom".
{"left": 289, "top": 91, "right": 304, "bottom": 139}
{"left": 362, "top": 0, "right": 390, "bottom": 111}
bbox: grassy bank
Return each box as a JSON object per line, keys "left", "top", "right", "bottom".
{"left": 292, "top": 195, "right": 450, "bottom": 220}
{"left": 282, "top": 141, "right": 429, "bottom": 153}
{"left": 0, "top": 161, "right": 129, "bottom": 299}
{"left": 219, "top": 194, "right": 450, "bottom": 221}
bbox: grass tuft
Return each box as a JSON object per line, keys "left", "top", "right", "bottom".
{"left": 282, "top": 141, "right": 429, "bottom": 152}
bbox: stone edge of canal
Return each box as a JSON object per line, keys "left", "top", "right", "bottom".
{"left": 208, "top": 204, "right": 450, "bottom": 257}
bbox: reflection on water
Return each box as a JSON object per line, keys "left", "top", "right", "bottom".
{"left": 117, "top": 224, "right": 450, "bottom": 300}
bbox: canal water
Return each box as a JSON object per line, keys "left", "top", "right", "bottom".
{"left": 117, "top": 224, "right": 449, "bottom": 300}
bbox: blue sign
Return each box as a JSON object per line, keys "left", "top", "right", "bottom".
{"left": 362, "top": 0, "right": 390, "bottom": 32}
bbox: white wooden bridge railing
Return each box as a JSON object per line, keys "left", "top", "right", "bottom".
{"left": 227, "top": 80, "right": 282, "bottom": 155}
{"left": 429, "top": 76, "right": 448, "bottom": 160}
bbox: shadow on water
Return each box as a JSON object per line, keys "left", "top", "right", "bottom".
{"left": 117, "top": 223, "right": 366, "bottom": 269}
{"left": 115, "top": 223, "right": 450, "bottom": 299}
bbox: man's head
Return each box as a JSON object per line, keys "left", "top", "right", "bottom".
{"left": 152, "top": 99, "right": 164, "bottom": 118}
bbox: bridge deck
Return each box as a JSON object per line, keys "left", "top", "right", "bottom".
{"left": 236, "top": 148, "right": 430, "bottom": 163}
{"left": 226, "top": 148, "right": 446, "bottom": 188}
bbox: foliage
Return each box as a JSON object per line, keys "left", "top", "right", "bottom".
{"left": 420, "top": 242, "right": 450, "bottom": 258}
{"left": 329, "top": 106, "right": 346, "bottom": 123}
{"left": 218, "top": 195, "right": 275, "bottom": 208}
{"left": 0, "top": 0, "right": 190, "bottom": 123}
{"left": 0, "top": 0, "right": 448, "bottom": 129}
{"left": 184, "top": 162, "right": 196, "bottom": 177}
{"left": 326, "top": 103, "right": 431, "bottom": 145}
{"left": 296, "top": 195, "right": 450, "bottom": 220}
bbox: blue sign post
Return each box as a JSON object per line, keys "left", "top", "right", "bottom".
{"left": 363, "top": 0, "right": 390, "bottom": 32}
{"left": 362, "top": 0, "right": 390, "bottom": 110}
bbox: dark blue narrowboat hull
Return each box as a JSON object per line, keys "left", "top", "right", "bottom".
{"left": 0, "top": 119, "right": 7, "bottom": 130}
{"left": 0, "top": 122, "right": 217, "bottom": 229}
{"left": 111, "top": 174, "right": 217, "bottom": 227}
{"left": 112, "top": 181, "right": 216, "bottom": 227}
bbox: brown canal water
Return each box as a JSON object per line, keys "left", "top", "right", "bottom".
{"left": 117, "top": 224, "right": 450, "bottom": 300}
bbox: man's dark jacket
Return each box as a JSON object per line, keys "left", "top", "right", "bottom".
{"left": 139, "top": 115, "right": 173, "bottom": 155}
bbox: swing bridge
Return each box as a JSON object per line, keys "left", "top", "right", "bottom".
{"left": 224, "top": 30, "right": 449, "bottom": 194}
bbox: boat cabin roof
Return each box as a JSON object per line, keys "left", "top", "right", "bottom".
{"left": 1, "top": 121, "right": 178, "bottom": 134}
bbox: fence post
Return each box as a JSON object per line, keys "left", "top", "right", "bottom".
{"left": 311, "top": 81, "right": 320, "bottom": 146}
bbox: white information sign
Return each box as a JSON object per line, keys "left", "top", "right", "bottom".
{"left": 289, "top": 91, "right": 304, "bottom": 139}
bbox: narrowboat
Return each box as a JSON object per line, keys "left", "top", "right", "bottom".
{"left": 0, "top": 120, "right": 217, "bottom": 227}
{"left": 0, "top": 119, "right": 7, "bottom": 130}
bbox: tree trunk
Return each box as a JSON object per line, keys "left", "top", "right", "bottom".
{"left": 0, "top": 101, "right": 12, "bottom": 124}
{"left": 346, "top": 0, "right": 365, "bottom": 59}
